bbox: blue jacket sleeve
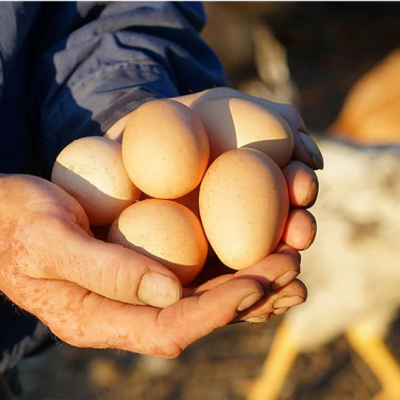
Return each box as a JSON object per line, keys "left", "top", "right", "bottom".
{"left": 29, "top": 1, "right": 228, "bottom": 174}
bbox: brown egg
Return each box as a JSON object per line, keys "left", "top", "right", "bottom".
{"left": 51, "top": 136, "right": 141, "bottom": 226}
{"left": 122, "top": 99, "right": 210, "bottom": 199}
{"left": 199, "top": 148, "right": 289, "bottom": 270}
{"left": 193, "top": 96, "right": 294, "bottom": 167}
{"left": 108, "top": 199, "right": 208, "bottom": 285}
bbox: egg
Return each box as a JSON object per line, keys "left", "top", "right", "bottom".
{"left": 122, "top": 99, "right": 210, "bottom": 199}
{"left": 108, "top": 199, "right": 208, "bottom": 285}
{"left": 51, "top": 136, "right": 141, "bottom": 226}
{"left": 199, "top": 148, "right": 289, "bottom": 270}
{"left": 193, "top": 96, "right": 294, "bottom": 167}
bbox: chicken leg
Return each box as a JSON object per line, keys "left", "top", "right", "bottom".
{"left": 247, "top": 322, "right": 299, "bottom": 400}
{"left": 346, "top": 323, "right": 400, "bottom": 400}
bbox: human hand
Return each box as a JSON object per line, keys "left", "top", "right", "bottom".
{"left": 177, "top": 88, "right": 321, "bottom": 258}
{"left": 0, "top": 174, "right": 306, "bottom": 357}
{"left": 1, "top": 89, "right": 319, "bottom": 357}
{"left": 103, "top": 87, "right": 320, "bottom": 327}
{"left": 106, "top": 87, "right": 320, "bottom": 254}
{"left": 187, "top": 159, "right": 317, "bottom": 323}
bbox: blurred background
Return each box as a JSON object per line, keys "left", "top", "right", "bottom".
{"left": 18, "top": 2, "right": 400, "bottom": 400}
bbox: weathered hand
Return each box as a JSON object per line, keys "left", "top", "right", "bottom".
{"left": 106, "top": 88, "right": 320, "bottom": 253}
{"left": 7, "top": 87, "right": 320, "bottom": 356}
{"left": 0, "top": 174, "right": 271, "bottom": 357}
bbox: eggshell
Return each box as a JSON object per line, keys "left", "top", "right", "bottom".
{"left": 108, "top": 199, "right": 208, "bottom": 285}
{"left": 199, "top": 148, "right": 289, "bottom": 270}
{"left": 193, "top": 97, "right": 294, "bottom": 167}
{"left": 122, "top": 99, "right": 210, "bottom": 199}
{"left": 51, "top": 136, "right": 141, "bottom": 226}
{"left": 141, "top": 188, "right": 216, "bottom": 261}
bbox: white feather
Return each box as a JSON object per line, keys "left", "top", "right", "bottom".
{"left": 286, "top": 134, "right": 400, "bottom": 350}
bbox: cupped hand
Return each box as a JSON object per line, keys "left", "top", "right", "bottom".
{"left": 0, "top": 89, "right": 321, "bottom": 357}
{"left": 0, "top": 174, "right": 303, "bottom": 357}
{"left": 172, "top": 88, "right": 320, "bottom": 322}
{"left": 103, "top": 88, "right": 320, "bottom": 323}
{"left": 106, "top": 87, "right": 321, "bottom": 253}
{"left": 174, "top": 87, "right": 321, "bottom": 247}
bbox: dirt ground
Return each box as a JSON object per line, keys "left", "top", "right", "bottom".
{"left": 17, "top": 3, "right": 400, "bottom": 400}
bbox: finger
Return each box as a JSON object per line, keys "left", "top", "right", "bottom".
{"left": 187, "top": 252, "right": 300, "bottom": 296}
{"left": 25, "top": 218, "right": 182, "bottom": 308}
{"left": 246, "top": 99, "right": 324, "bottom": 170}
{"left": 235, "top": 253, "right": 301, "bottom": 294}
{"left": 292, "top": 131, "right": 324, "bottom": 170}
{"left": 282, "top": 160, "right": 319, "bottom": 208}
{"left": 274, "top": 243, "right": 301, "bottom": 262}
{"left": 27, "top": 276, "right": 264, "bottom": 358}
{"left": 235, "top": 278, "right": 307, "bottom": 322}
{"left": 281, "top": 208, "right": 317, "bottom": 250}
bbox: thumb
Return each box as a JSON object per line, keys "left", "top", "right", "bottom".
{"left": 29, "top": 223, "right": 182, "bottom": 308}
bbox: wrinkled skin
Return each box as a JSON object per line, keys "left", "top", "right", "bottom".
{"left": 0, "top": 89, "right": 322, "bottom": 358}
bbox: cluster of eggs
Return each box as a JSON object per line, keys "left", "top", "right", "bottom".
{"left": 51, "top": 96, "right": 293, "bottom": 286}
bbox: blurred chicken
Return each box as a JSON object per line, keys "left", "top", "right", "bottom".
{"left": 244, "top": 34, "right": 400, "bottom": 400}
{"left": 248, "top": 136, "right": 400, "bottom": 400}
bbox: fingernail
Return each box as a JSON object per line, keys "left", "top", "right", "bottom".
{"left": 273, "top": 295, "right": 305, "bottom": 309}
{"left": 270, "top": 270, "right": 299, "bottom": 291}
{"left": 138, "top": 271, "right": 181, "bottom": 308}
{"left": 298, "top": 131, "right": 324, "bottom": 170}
{"left": 305, "top": 220, "right": 317, "bottom": 249}
{"left": 245, "top": 316, "right": 270, "bottom": 323}
{"left": 237, "top": 291, "right": 263, "bottom": 312}
{"left": 300, "top": 180, "right": 318, "bottom": 207}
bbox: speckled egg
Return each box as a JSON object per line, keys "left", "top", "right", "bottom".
{"left": 122, "top": 99, "right": 210, "bottom": 199}
{"left": 51, "top": 136, "right": 141, "bottom": 226}
{"left": 108, "top": 199, "right": 208, "bottom": 285}
{"left": 199, "top": 147, "right": 289, "bottom": 270}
